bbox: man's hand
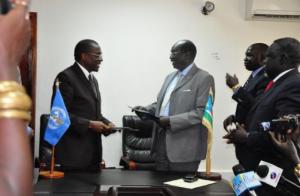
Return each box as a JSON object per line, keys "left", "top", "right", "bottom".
{"left": 107, "top": 122, "right": 118, "bottom": 134}
{"left": 89, "top": 121, "right": 110, "bottom": 134}
{"left": 108, "top": 122, "right": 116, "bottom": 129}
{"left": 159, "top": 117, "right": 170, "bottom": 129}
{"left": 223, "top": 114, "right": 236, "bottom": 132}
{"left": 132, "top": 105, "right": 152, "bottom": 120}
{"left": 132, "top": 106, "right": 148, "bottom": 112}
{"left": 226, "top": 73, "right": 239, "bottom": 90}
{"left": 223, "top": 124, "right": 248, "bottom": 144}
{"left": 268, "top": 131, "right": 300, "bottom": 165}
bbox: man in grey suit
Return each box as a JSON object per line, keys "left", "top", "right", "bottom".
{"left": 134, "top": 40, "right": 215, "bottom": 172}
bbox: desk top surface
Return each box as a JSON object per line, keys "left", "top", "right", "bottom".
{"left": 34, "top": 169, "right": 234, "bottom": 196}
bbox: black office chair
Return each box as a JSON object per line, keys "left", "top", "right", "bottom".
{"left": 119, "top": 115, "right": 155, "bottom": 170}
{"left": 38, "top": 114, "right": 52, "bottom": 170}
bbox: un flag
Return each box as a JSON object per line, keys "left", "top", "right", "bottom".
{"left": 44, "top": 88, "right": 70, "bottom": 146}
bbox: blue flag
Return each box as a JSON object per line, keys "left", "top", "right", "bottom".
{"left": 44, "top": 88, "right": 70, "bottom": 146}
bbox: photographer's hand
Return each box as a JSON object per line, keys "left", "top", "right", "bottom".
{"left": 269, "top": 131, "right": 300, "bottom": 165}
{"left": 223, "top": 114, "right": 236, "bottom": 133}
{"left": 0, "top": 0, "right": 30, "bottom": 80}
{"left": 223, "top": 124, "right": 248, "bottom": 144}
{"left": 132, "top": 105, "right": 148, "bottom": 112}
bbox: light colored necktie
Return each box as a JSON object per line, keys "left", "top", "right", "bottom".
{"left": 159, "top": 72, "right": 183, "bottom": 116}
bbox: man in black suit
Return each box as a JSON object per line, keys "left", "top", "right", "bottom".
{"left": 224, "top": 43, "right": 269, "bottom": 126}
{"left": 51, "top": 39, "right": 115, "bottom": 172}
{"left": 224, "top": 37, "right": 300, "bottom": 195}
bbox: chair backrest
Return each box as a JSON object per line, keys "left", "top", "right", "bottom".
{"left": 39, "top": 114, "right": 52, "bottom": 168}
{"left": 121, "top": 115, "right": 155, "bottom": 170}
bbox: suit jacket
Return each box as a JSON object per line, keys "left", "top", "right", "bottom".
{"left": 237, "top": 69, "right": 300, "bottom": 185}
{"left": 51, "top": 63, "right": 110, "bottom": 170}
{"left": 232, "top": 67, "right": 270, "bottom": 124}
{"left": 147, "top": 64, "right": 215, "bottom": 163}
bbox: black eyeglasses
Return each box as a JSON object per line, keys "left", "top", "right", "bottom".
{"left": 170, "top": 51, "right": 185, "bottom": 57}
{"left": 86, "top": 53, "right": 102, "bottom": 59}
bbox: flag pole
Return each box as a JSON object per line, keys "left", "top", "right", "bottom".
{"left": 50, "top": 146, "right": 55, "bottom": 174}
{"left": 197, "top": 125, "right": 221, "bottom": 180}
{"left": 39, "top": 146, "right": 64, "bottom": 179}
{"left": 40, "top": 80, "right": 64, "bottom": 179}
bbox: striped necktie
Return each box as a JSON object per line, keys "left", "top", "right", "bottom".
{"left": 264, "top": 80, "right": 274, "bottom": 92}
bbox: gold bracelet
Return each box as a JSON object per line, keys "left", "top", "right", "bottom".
{"left": 0, "top": 110, "right": 31, "bottom": 121}
{"left": 0, "top": 81, "right": 31, "bottom": 121}
{"left": 0, "top": 91, "right": 31, "bottom": 110}
{"left": 294, "top": 163, "right": 300, "bottom": 177}
{"left": 231, "top": 84, "right": 240, "bottom": 91}
{"left": 0, "top": 81, "right": 25, "bottom": 93}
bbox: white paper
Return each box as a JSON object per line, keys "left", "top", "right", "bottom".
{"left": 164, "top": 178, "right": 216, "bottom": 189}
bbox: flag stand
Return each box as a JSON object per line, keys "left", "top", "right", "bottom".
{"left": 197, "top": 154, "right": 222, "bottom": 180}
{"left": 39, "top": 146, "right": 64, "bottom": 179}
{"left": 197, "top": 125, "right": 221, "bottom": 181}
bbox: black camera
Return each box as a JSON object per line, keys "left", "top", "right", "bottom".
{"left": 259, "top": 114, "right": 299, "bottom": 134}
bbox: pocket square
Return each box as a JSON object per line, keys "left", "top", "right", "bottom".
{"left": 182, "top": 89, "right": 192, "bottom": 92}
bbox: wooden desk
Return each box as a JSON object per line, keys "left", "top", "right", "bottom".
{"left": 34, "top": 169, "right": 234, "bottom": 196}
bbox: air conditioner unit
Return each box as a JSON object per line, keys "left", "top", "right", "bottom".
{"left": 245, "top": 0, "right": 300, "bottom": 22}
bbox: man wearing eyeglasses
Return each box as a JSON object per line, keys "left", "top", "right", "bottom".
{"left": 51, "top": 39, "right": 116, "bottom": 172}
{"left": 134, "top": 40, "right": 215, "bottom": 172}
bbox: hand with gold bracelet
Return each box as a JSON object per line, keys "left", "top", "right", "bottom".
{"left": 225, "top": 73, "right": 240, "bottom": 92}
{"left": 0, "top": 1, "right": 32, "bottom": 196}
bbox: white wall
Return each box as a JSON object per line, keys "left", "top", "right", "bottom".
{"left": 30, "top": 0, "right": 300, "bottom": 175}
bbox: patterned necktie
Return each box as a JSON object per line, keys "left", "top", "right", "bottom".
{"left": 264, "top": 80, "right": 274, "bottom": 92}
{"left": 88, "top": 74, "right": 98, "bottom": 97}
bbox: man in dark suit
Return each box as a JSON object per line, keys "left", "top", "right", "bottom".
{"left": 51, "top": 39, "right": 115, "bottom": 172}
{"left": 135, "top": 40, "right": 215, "bottom": 172}
{"left": 224, "top": 43, "right": 269, "bottom": 126}
{"left": 224, "top": 37, "right": 300, "bottom": 195}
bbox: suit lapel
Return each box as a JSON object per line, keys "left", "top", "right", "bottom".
{"left": 156, "top": 72, "right": 177, "bottom": 114}
{"left": 173, "top": 64, "right": 198, "bottom": 92}
{"left": 73, "top": 63, "right": 99, "bottom": 100}
{"left": 246, "top": 69, "right": 266, "bottom": 92}
{"left": 156, "top": 64, "right": 199, "bottom": 114}
{"left": 248, "top": 69, "right": 298, "bottom": 113}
